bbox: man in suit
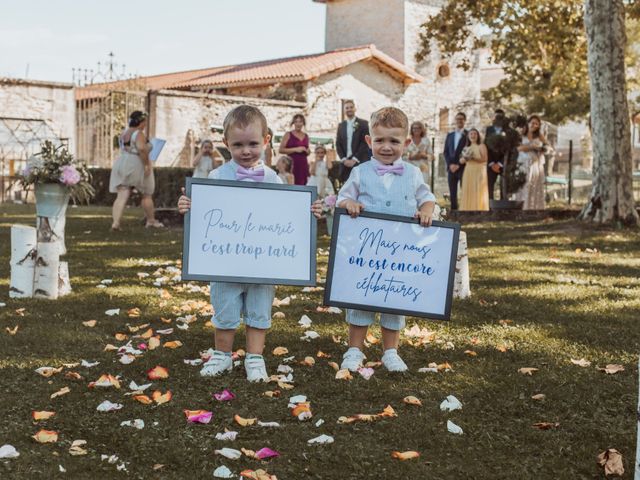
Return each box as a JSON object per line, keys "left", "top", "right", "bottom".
{"left": 443, "top": 112, "right": 468, "bottom": 210}
{"left": 335, "top": 100, "right": 370, "bottom": 183}
{"left": 485, "top": 109, "right": 507, "bottom": 200}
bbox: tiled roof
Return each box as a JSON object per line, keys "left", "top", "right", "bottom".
{"left": 76, "top": 45, "right": 423, "bottom": 99}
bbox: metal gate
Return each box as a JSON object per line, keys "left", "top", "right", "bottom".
{"left": 76, "top": 90, "right": 147, "bottom": 167}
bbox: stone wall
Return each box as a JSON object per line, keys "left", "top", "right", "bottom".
{"left": 148, "top": 90, "right": 305, "bottom": 166}
{"left": 0, "top": 78, "right": 76, "bottom": 153}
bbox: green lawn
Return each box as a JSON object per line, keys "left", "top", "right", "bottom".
{"left": 0, "top": 205, "right": 638, "bottom": 479}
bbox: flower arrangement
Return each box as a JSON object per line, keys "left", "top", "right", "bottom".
{"left": 322, "top": 194, "right": 337, "bottom": 216}
{"left": 20, "top": 141, "right": 95, "bottom": 204}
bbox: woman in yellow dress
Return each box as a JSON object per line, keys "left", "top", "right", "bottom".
{"left": 459, "top": 128, "right": 489, "bottom": 211}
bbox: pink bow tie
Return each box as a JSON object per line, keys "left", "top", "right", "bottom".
{"left": 375, "top": 163, "right": 404, "bottom": 176}
{"left": 236, "top": 166, "right": 265, "bottom": 182}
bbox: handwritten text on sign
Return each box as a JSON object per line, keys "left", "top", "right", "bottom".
{"left": 327, "top": 214, "right": 457, "bottom": 317}
{"left": 185, "top": 180, "right": 314, "bottom": 284}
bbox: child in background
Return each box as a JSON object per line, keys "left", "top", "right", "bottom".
{"left": 192, "top": 139, "right": 217, "bottom": 178}
{"left": 336, "top": 106, "right": 436, "bottom": 373}
{"left": 178, "top": 105, "right": 322, "bottom": 381}
{"left": 275, "top": 155, "right": 294, "bottom": 184}
{"left": 307, "top": 144, "right": 335, "bottom": 197}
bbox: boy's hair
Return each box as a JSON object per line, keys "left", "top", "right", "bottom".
{"left": 370, "top": 107, "right": 409, "bottom": 135}
{"left": 277, "top": 155, "right": 292, "bottom": 172}
{"left": 223, "top": 105, "right": 268, "bottom": 138}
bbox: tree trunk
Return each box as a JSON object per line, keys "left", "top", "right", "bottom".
{"left": 579, "top": 0, "right": 638, "bottom": 225}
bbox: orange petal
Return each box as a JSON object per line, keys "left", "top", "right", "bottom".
{"left": 152, "top": 390, "right": 173, "bottom": 404}
{"left": 140, "top": 328, "right": 154, "bottom": 340}
{"left": 263, "top": 390, "right": 280, "bottom": 398}
{"left": 301, "top": 356, "right": 315, "bottom": 366}
{"left": 234, "top": 414, "right": 257, "bottom": 427}
{"left": 134, "top": 395, "right": 153, "bottom": 405}
{"left": 292, "top": 403, "right": 312, "bottom": 417}
{"left": 335, "top": 369, "right": 352, "bottom": 380}
{"left": 33, "top": 429, "right": 58, "bottom": 443}
{"left": 114, "top": 333, "right": 128, "bottom": 341}
{"left": 380, "top": 405, "right": 397, "bottom": 417}
{"left": 51, "top": 386, "right": 70, "bottom": 399}
{"left": 127, "top": 307, "right": 141, "bottom": 318}
{"left": 6, "top": 325, "right": 19, "bottom": 335}
{"left": 365, "top": 333, "right": 379, "bottom": 344}
{"left": 147, "top": 366, "right": 169, "bottom": 380}
{"left": 32, "top": 411, "right": 56, "bottom": 421}
{"left": 82, "top": 320, "right": 97, "bottom": 328}
{"left": 163, "top": 340, "right": 183, "bottom": 349}
{"left": 88, "top": 374, "right": 121, "bottom": 389}
{"left": 327, "top": 362, "right": 339, "bottom": 371}
{"left": 272, "top": 346, "right": 288, "bottom": 356}
{"left": 316, "top": 351, "right": 331, "bottom": 358}
{"left": 391, "top": 451, "right": 420, "bottom": 460}
{"left": 464, "top": 350, "right": 477, "bottom": 356}
{"left": 148, "top": 336, "right": 161, "bottom": 350}
{"left": 518, "top": 367, "right": 539, "bottom": 376}
{"left": 403, "top": 396, "right": 422, "bottom": 406}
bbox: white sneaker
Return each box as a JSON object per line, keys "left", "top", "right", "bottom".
{"left": 245, "top": 355, "right": 268, "bottom": 383}
{"left": 199, "top": 350, "right": 233, "bottom": 377}
{"left": 341, "top": 347, "right": 365, "bottom": 372}
{"left": 382, "top": 349, "right": 408, "bottom": 372}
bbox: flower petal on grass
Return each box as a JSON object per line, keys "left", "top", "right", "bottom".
{"left": 234, "top": 414, "right": 257, "bottom": 427}
{"left": 215, "top": 448, "right": 242, "bottom": 460}
{"left": 531, "top": 393, "right": 546, "bottom": 401}
{"left": 308, "top": 434, "right": 334, "bottom": 445}
{"left": 105, "top": 309, "right": 120, "bottom": 316}
{"left": 440, "top": 395, "right": 462, "bottom": 412}
{"left": 184, "top": 410, "right": 213, "bottom": 424}
{"left": 69, "top": 440, "right": 88, "bottom": 456}
{"left": 240, "top": 470, "right": 277, "bottom": 480}
{"left": 163, "top": 340, "right": 182, "bottom": 349}
{"left": 147, "top": 366, "right": 169, "bottom": 380}
{"left": 35, "top": 367, "right": 63, "bottom": 377}
{"left": 447, "top": 420, "right": 463, "bottom": 435}
{"left": 96, "top": 400, "right": 123, "bottom": 412}
{"left": 148, "top": 336, "right": 161, "bottom": 350}
{"left": 597, "top": 449, "right": 624, "bottom": 476}
{"left": 254, "top": 448, "right": 279, "bottom": 460}
{"left": 570, "top": 358, "right": 591, "bottom": 367}
{"left": 152, "top": 390, "right": 172, "bottom": 404}
{"left": 82, "top": 320, "right": 97, "bottom": 328}
{"left": 89, "top": 374, "right": 121, "bottom": 389}
{"left": 134, "top": 395, "right": 153, "bottom": 405}
{"left": 272, "top": 347, "right": 288, "bottom": 356}
{"left": 215, "top": 431, "right": 238, "bottom": 441}
{"left": 213, "top": 465, "right": 235, "bottom": 479}
{"left": 51, "top": 386, "right": 70, "bottom": 399}
{"left": 335, "top": 369, "right": 352, "bottom": 380}
{"left": 33, "top": 430, "right": 58, "bottom": 443}
{"left": 597, "top": 364, "right": 624, "bottom": 374}
{"left": 532, "top": 422, "right": 560, "bottom": 430}
{"left": 357, "top": 367, "right": 374, "bottom": 380}
{"left": 391, "top": 451, "right": 420, "bottom": 460}
{"left": 518, "top": 367, "right": 539, "bottom": 376}
{"left": 403, "top": 396, "right": 422, "bottom": 406}
{"left": 0, "top": 445, "right": 19, "bottom": 459}
{"left": 213, "top": 389, "right": 236, "bottom": 401}
{"left": 32, "top": 411, "right": 55, "bottom": 421}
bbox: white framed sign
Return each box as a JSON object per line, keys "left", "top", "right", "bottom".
{"left": 182, "top": 178, "right": 317, "bottom": 286}
{"left": 324, "top": 209, "right": 460, "bottom": 320}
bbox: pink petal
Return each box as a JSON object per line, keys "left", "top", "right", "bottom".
{"left": 213, "top": 389, "right": 236, "bottom": 401}
{"left": 255, "top": 447, "right": 280, "bottom": 460}
{"left": 187, "top": 411, "right": 213, "bottom": 424}
{"left": 138, "top": 343, "right": 147, "bottom": 350}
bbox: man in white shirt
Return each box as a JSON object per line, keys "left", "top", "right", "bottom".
{"left": 335, "top": 100, "right": 370, "bottom": 184}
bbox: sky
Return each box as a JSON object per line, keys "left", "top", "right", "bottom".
{"left": 0, "top": 0, "right": 327, "bottom": 83}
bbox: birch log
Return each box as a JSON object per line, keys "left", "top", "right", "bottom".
{"left": 33, "top": 242, "right": 60, "bottom": 300}
{"left": 58, "top": 261, "right": 71, "bottom": 297}
{"left": 9, "top": 225, "right": 37, "bottom": 298}
{"left": 37, "top": 215, "right": 67, "bottom": 255}
{"left": 453, "top": 231, "right": 470, "bottom": 299}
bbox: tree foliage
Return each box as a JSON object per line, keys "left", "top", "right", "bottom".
{"left": 416, "top": 0, "right": 639, "bottom": 124}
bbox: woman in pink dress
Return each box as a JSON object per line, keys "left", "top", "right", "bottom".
{"left": 279, "top": 114, "right": 310, "bottom": 185}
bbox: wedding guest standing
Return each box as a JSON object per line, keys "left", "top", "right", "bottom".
{"left": 404, "top": 121, "right": 434, "bottom": 182}
{"left": 459, "top": 129, "right": 489, "bottom": 211}
{"left": 275, "top": 155, "right": 294, "bottom": 185}
{"left": 485, "top": 109, "right": 507, "bottom": 201}
{"left": 260, "top": 127, "right": 274, "bottom": 167}
{"left": 192, "top": 139, "right": 217, "bottom": 178}
{"left": 335, "top": 100, "right": 370, "bottom": 183}
{"left": 279, "top": 114, "right": 310, "bottom": 185}
{"left": 443, "top": 112, "right": 468, "bottom": 210}
{"left": 109, "top": 111, "right": 163, "bottom": 230}
{"left": 307, "top": 144, "right": 335, "bottom": 197}
{"left": 515, "top": 115, "right": 547, "bottom": 210}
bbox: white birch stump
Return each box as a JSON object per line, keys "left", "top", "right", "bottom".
{"left": 453, "top": 231, "right": 470, "bottom": 299}
{"left": 58, "top": 261, "right": 72, "bottom": 297}
{"left": 33, "top": 242, "right": 60, "bottom": 300}
{"left": 635, "top": 355, "right": 640, "bottom": 480}
{"left": 37, "top": 215, "right": 67, "bottom": 256}
{"left": 9, "top": 225, "right": 37, "bottom": 298}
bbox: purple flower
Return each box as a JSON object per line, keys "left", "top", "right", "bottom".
{"left": 324, "top": 195, "right": 337, "bottom": 208}
{"left": 60, "top": 165, "right": 81, "bottom": 186}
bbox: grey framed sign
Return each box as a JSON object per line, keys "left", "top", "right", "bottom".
{"left": 323, "top": 208, "right": 460, "bottom": 320}
{"left": 182, "top": 178, "right": 317, "bottom": 286}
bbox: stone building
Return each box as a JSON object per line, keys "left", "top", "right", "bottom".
{"left": 76, "top": 0, "right": 484, "bottom": 167}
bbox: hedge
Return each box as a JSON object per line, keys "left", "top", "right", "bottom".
{"left": 89, "top": 168, "right": 193, "bottom": 208}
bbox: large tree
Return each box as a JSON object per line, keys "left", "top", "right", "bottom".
{"left": 418, "top": 0, "right": 639, "bottom": 225}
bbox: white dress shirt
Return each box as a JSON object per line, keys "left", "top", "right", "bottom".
{"left": 345, "top": 117, "right": 355, "bottom": 159}
{"left": 453, "top": 128, "right": 465, "bottom": 151}
{"left": 337, "top": 157, "right": 436, "bottom": 207}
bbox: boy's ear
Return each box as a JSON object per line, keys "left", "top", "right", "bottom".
{"left": 365, "top": 135, "right": 372, "bottom": 148}
{"left": 222, "top": 137, "right": 229, "bottom": 148}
